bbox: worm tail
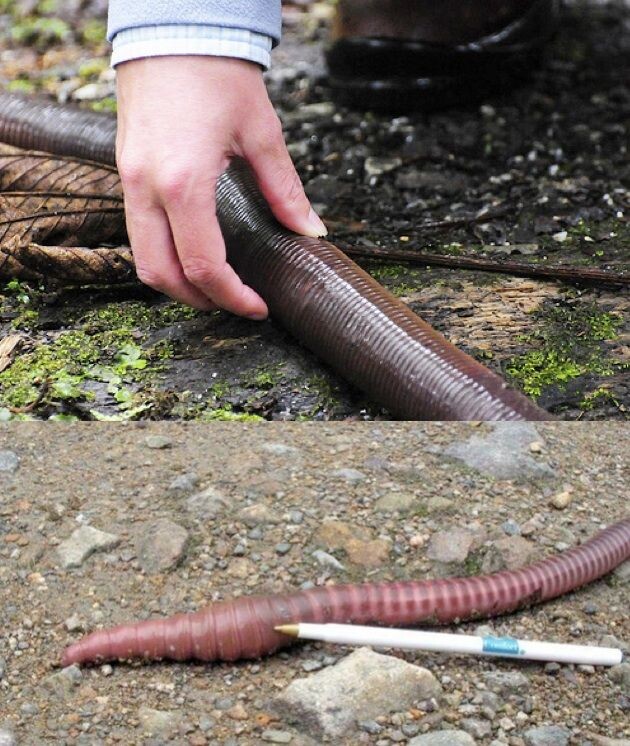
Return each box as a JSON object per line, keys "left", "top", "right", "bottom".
{"left": 62, "top": 520, "right": 629, "bottom": 666}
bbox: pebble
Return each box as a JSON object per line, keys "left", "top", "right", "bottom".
{"left": 143, "top": 434, "right": 173, "bottom": 449}
{"left": 408, "top": 731, "right": 475, "bottom": 746}
{"left": 261, "top": 443, "right": 299, "bottom": 456}
{"left": 502, "top": 519, "right": 522, "bottom": 535}
{"left": 261, "top": 730, "right": 293, "bottom": 744}
{"left": 57, "top": 525, "right": 121, "bottom": 569}
{"left": 72, "top": 82, "right": 114, "bottom": 101}
{"left": 461, "top": 718, "right": 492, "bottom": 738}
{"left": 275, "top": 542, "right": 291, "bottom": 555}
{"left": 186, "top": 486, "right": 231, "bottom": 519}
{"left": 138, "top": 706, "right": 181, "bottom": 737}
{"left": 136, "top": 519, "right": 189, "bottom": 573}
{"left": 0, "top": 450, "right": 18, "bottom": 472}
{"left": 0, "top": 730, "right": 15, "bottom": 746}
{"left": 331, "top": 468, "right": 366, "bottom": 483}
{"left": 549, "top": 490, "right": 573, "bottom": 510}
{"left": 168, "top": 472, "right": 199, "bottom": 493}
{"left": 608, "top": 662, "right": 630, "bottom": 694}
{"left": 237, "top": 503, "right": 281, "bottom": 526}
{"left": 483, "top": 671, "right": 530, "bottom": 695}
{"left": 442, "top": 423, "right": 554, "bottom": 481}
{"left": 364, "top": 156, "right": 402, "bottom": 177}
{"left": 523, "top": 725, "right": 571, "bottom": 746}
{"left": 64, "top": 614, "right": 84, "bottom": 632}
{"left": 273, "top": 648, "right": 441, "bottom": 739}
{"left": 482, "top": 536, "right": 538, "bottom": 573}
{"left": 427, "top": 528, "right": 474, "bottom": 563}
{"left": 374, "top": 491, "right": 418, "bottom": 513}
{"left": 0, "top": 658, "right": 5, "bottom": 680}
{"left": 41, "top": 665, "right": 82, "bottom": 698}
{"left": 312, "top": 549, "right": 345, "bottom": 571}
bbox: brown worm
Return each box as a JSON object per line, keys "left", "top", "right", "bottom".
{"left": 61, "top": 519, "right": 630, "bottom": 666}
{"left": 0, "top": 92, "right": 550, "bottom": 421}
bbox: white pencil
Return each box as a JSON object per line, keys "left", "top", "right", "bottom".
{"left": 275, "top": 623, "right": 623, "bottom": 666}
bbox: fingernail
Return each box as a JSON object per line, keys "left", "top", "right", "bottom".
{"left": 305, "top": 208, "right": 328, "bottom": 238}
{"left": 247, "top": 311, "right": 268, "bottom": 321}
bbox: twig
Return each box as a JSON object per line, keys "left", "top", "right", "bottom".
{"left": 339, "top": 243, "right": 629, "bottom": 287}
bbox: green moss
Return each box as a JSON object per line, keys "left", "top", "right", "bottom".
{"left": 11, "top": 308, "right": 40, "bottom": 331}
{"left": 579, "top": 387, "right": 620, "bottom": 412}
{"left": 90, "top": 97, "right": 117, "bottom": 114}
{"left": 80, "top": 19, "right": 107, "bottom": 45}
{"left": 505, "top": 302, "right": 623, "bottom": 397}
{"left": 10, "top": 16, "right": 70, "bottom": 47}
{"left": 200, "top": 405, "right": 264, "bottom": 422}
{"left": 78, "top": 58, "right": 108, "bottom": 80}
{"left": 242, "top": 363, "right": 285, "bottom": 390}
{"left": 7, "top": 78, "right": 36, "bottom": 94}
{"left": 463, "top": 551, "right": 484, "bottom": 576}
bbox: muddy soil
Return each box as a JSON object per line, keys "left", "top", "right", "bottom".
{"left": 0, "top": 1, "right": 628, "bottom": 420}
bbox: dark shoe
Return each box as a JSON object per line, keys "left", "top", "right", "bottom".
{"left": 326, "top": 0, "right": 560, "bottom": 111}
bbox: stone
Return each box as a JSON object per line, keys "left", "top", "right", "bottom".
{"left": 523, "top": 725, "right": 571, "bottom": 746}
{"left": 364, "top": 156, "right": 402, "bottom": 177}
{"left": 345, "top": 538, "right": 391, "bottom": 567}
{"left": 237, "top": 503, "right": 281, "bottom": 527}
{"left": 374, "top": 492, "right": 418, "bottom": 513}
{"left": 261, "top": 443, "right": 299, "bottom": 456}
{"left": 312, "top": 550, "right": 345, "bottom": 571}
{"left": 138, "top": 707, "right": 181, "bottom": 737}
{"left": 612, "top": 561, "right": 630, "bottom": 585}
{"left": 408, "top": 731, "right": 475, "bottom": 746}
{"left": 0, "top": 450, "right": 18, "bottom": 472}
{"left": 136, "top": 519, "right": 188, "bottom": 573}
{"left": 186, "top": 487, "right": 231, "bottom": 519}
{"left": 482, "top": 536, "right": 538, "bottom": 573}
{"left": 41, "top": 665, "right": 83, "bottom": 698}
{"left": 273, "top": 648, "right": 441, "bottom": 739}
{"left": 0, "top": 730, "right": 15, "bottom": 746}
{"left": 331, "top": 468, "right": 365, "bottom": 483}
{"left": 461, "top": 718, "right": 492, "bottom": 739}
{"left": 427, "top": 528, "right": 474, "bottom": 564}
{"left": 442, "top": 423, "right": 554, "bottom": 481}
{"left": 483, "top": 671, "right": 530, "bottom": 695}
{"left": 261, "top": 731, "right": 293, "bottom": 744}
{"left": 57, "top": 525, "right": 120, "bottom": 569}
{"left": 549, "top": 490, "right": 573, "bottom": 510}
{"left": 608, "top": 662, "right": 630, "bottom": 694}
{"left": 144, "top": 434, "right": 173, "bottom": 449}
{"left": 168, "top": 473, "right": 199, "bottom": 493}
{"left": 315, "top": 520, "right": 370, "bottom": 548}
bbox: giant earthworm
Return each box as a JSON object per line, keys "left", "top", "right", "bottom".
{"left": 61, "top": 519, "right": 630, "bottom": 666}
{"left": 0, "top": 92, "right": 550, "bottom": 421}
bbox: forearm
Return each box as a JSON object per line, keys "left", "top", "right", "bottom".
{"left": 107, "top": 1, "right": 281, "bottom": 68}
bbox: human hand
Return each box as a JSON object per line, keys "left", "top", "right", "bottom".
{"left": 115, "top": 56, "right": 326, "bottom": 317}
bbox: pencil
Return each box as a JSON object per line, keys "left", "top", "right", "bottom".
{"left": 275, "top": 623, "right": 623, "bottom": 666}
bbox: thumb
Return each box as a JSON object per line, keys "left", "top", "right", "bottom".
{"left": 243, "top": 119, "right": 327, "bottom": 238}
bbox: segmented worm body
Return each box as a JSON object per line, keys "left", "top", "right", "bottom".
{"left": 0, "top": 92, "right": 550, "bottom": 420}
{"left": 61, "top": 519, "right": 630, "bottom": 666}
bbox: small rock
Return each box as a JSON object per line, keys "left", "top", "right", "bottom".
{"left": 275, "top": 542, "right": 291, "bottom": 555}
{"left": 273, "top": 648, "right": 441, "bottom": 739}
{"left": 442, "top": 423, "right": 554, "bottom": 481}
{"left": 482, "top": 536, "right": 538, "bottom": 573}
{"left": 227, "top": 557, "right": 254, "bottom": 578}
{"left": 523, "top": 725, "right": 571, "bottom": 746}
{"left": 502, "top": 519, "right": 522, "bottom": 535}
{"left": 41, "top": 665, "right": 82, "bottom": 698}
{"left": 57, "top": 525, "right": 120, "bottom": 569}
{"left": 549, "top": 490, "right": 573, "bottom": 510}
{"left": 261, "top": 730, "right": 293, "bottom": 744}
{"left": 72, "top": 82, "right": 113, "bottom": 101}
{"left": 64, "top": 614, "right": 84, "bottom": 633}
{"left": 346, "top": 538, "right": 390, "bottom": 567}
{"left": 0, "top": 730, "right": 16, "bottom": 746}
{"left": 552, "top": 231, "right": 568, "bottom": 242}
{"left": 612, "top": 561, "right": 630, "bottom": 585}
{"left": 364, "top": 156, "right": 402, "bottom": 177}
{"left": 426, "top": 496, "right": 454, "bottom": 513}
{"left": 427, "top": 529, "right": 474, "bottom": 564}
{"left": 483, "top": 671, "right": 530, "bottom": 696}
{"left": 0, "top": 658, "right": 5, "bottom": 680}
{"left": 374, "top": 492, "right": 418, "bottom": 513}
{"left": 144, "top": 434, "right": 173, "bottom": 449}
{"left": 409, "top": 731, "right": 475, "bottom": 746}
{"left": 237, "top": 503, "right": 280, "bottom": 527}
{"left": 331, "top": 468, "right": 365, "bottom": 483}
{"left": 261, "top": 443, "right": 299, "bottom": 456}
{"left": 136, "top": 519, "right": 188, "bottom": 573}
{"left": 461, "top": 718, "right": 492, "bottom": 739}
{"left": 608, "top": 662, "right": 630, "bottom": 694}
{"left": 138, "top": 706, "right": 181, "bottom": 736}
{"left": 0, "top": 450, "right": 18, "bottom": 472}
{"left": 168, "top": 472, "right": 199, "bottom": 493}
{"left": 312, "top": 549, "right": 345, "bottom": 571}
{"left": 226, "top": 703, "right": 248, "bottom": 720}
{"left": 186, "top": 487, "right": 231, "bottom": 519}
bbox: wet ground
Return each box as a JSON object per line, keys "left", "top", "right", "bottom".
{"left": 0, "top": 0, "right": 628, "bottom": 420}
{"left": 0, "top": 423, "right": 628, "bottom": 745}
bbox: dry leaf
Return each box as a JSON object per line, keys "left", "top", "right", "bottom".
{"left": 0, "top": 334, "right": 24, "bottom": 373}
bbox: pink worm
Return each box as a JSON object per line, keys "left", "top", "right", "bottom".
{"left": 62, "top": 519, "right": 630, "bottom": 666}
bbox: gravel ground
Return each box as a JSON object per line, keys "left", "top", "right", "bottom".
{"left": 0, "top": 422, "right": 628, "bottom": 744}
{"left": 0, "top": 1, "right": 628, "bottom": 421}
